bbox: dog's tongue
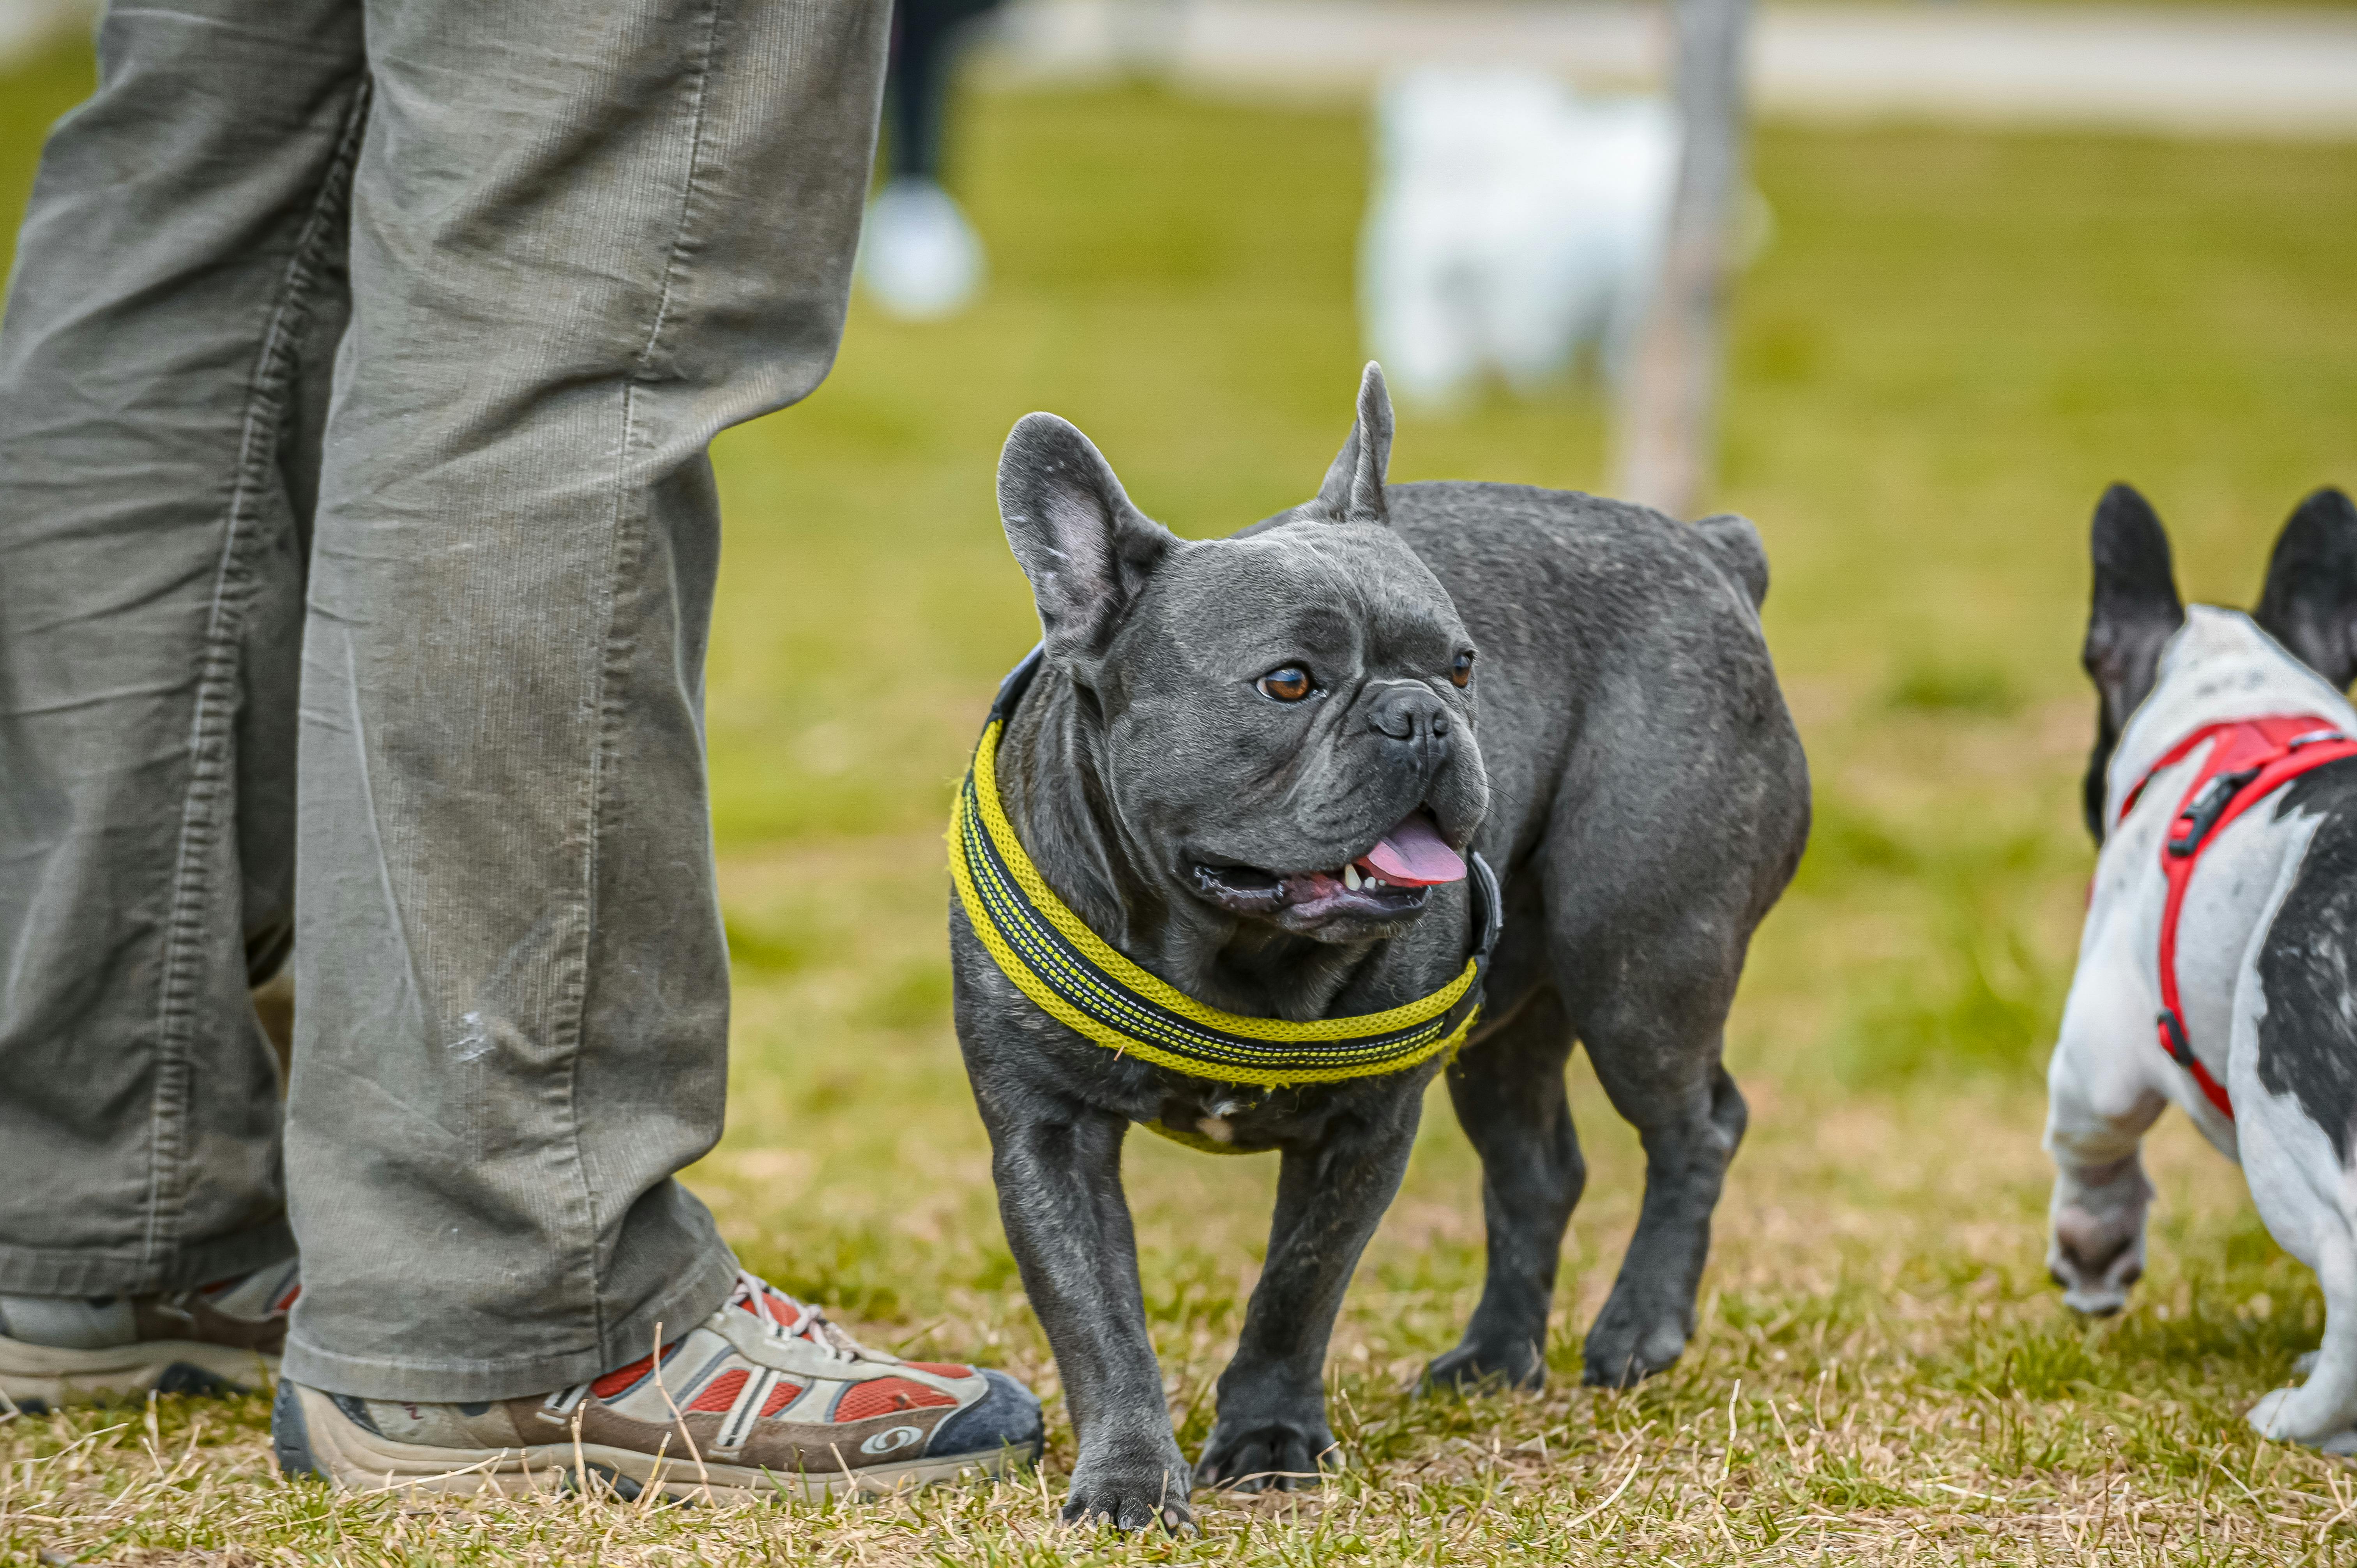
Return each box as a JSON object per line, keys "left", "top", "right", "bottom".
{"left": 1358, "top": 814, "right": 1465, "bottom": 887}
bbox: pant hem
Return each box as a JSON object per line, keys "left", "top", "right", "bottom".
{"left": 279, "top": 1243, "right": 740, "bottom": 1403}
{"left": 0, "top": 1215, "right": 297, "bottom": 1297}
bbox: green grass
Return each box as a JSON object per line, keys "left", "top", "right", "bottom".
{"left": 8, "top": 32, "right": 2357, "bottom": 1565}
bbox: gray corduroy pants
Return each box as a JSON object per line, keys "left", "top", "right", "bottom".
{"left": 0, "top": 0, "right": 887, "bottom": 1401}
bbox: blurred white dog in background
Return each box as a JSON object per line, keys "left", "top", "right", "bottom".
{"left": 1362, "top": 68, "right": 1679, "bottom": 410}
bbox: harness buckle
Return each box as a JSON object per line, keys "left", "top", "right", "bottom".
{"left": 2156, "top": 1008, "right": 2194, "bottom": 1068}
{"left": 2167, "top": 767, "right": 2260, "bottom": 858}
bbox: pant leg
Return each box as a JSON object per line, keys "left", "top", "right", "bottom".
{"left": 887, "top": 0, "right": 1004, "bottom": 181}
{"left": 280, "top": 0, "right": 889, "bottom": 1402}
{"left": 0, "top": 0, "right": 365, "bottom": 1296}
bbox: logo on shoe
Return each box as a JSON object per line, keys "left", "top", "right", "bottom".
{"left": 860, "top": 1424, "right": 923, "bottom": 1455}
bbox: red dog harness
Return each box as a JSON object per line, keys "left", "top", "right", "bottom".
{"left": 2116, "top": 714, "right": 2357, "bottom": 1119}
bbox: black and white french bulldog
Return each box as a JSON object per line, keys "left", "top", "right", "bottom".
{"left": 948, "top": 365, "right": 1809, "bottom": 1529}
{"left": 2045, "top": 484, "right": 2357, "bottom": 1448}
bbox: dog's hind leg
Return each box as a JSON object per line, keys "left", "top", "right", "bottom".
{"left": 1578, "top": 1052, "right": 1745, "bottom": 1388}
{"left": 2238, "top": 808, "right": 2357, "bottom": 1449}
{"left": 1422, "top": 989, "right": 1584, "bottom": 1391}
{"left": 2237, "top": 951, "right": 2357, "bottom": 1449}
{"left": 2247, "top": 1230, "right": 2357, "bottom": 1452}
{"left": 1564, "top": 941, "right": 1747, "bottom": 1389}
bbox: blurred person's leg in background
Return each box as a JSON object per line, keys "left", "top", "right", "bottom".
{"left": 887, "top": 0, "right": 1004, "bottom": 188}
{"left": 0, "top": 0, "right": 887, "bottom": 1402}
{"left": 860, "top": 0, "right": 1000, "bottom": 319}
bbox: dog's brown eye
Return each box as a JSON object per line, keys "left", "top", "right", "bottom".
{"left": 1450, "top": 651, "right": 1474, "bottom": 689}
{"left": 1257, "top": 666, "right": 1314, "bottom": 703}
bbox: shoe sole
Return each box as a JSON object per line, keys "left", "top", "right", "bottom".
{"left": 275, "top": 1382, "right": 1019, "bottom": 1503}
{"left": 0, "top": 1334, "right": 278, "bottom": 1413}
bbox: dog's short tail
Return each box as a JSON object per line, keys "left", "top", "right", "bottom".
{"left": 1691, "top": 513, "right": 1769, "bottom": 609}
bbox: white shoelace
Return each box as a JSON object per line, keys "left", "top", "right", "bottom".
{"left": 724, "top": 1268, "right": 867, "bottom": 1361}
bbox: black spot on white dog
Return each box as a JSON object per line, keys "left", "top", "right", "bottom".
{"left": 2258, "top": 758, "right": 2357, "bottom": 1162}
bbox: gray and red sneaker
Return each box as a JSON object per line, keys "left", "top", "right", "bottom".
{"left": 272, "top": 1270, "right": 1042, "bottom": 1501}
{"left": 0, "top": 1258, "right": 299, "bottom": 1411}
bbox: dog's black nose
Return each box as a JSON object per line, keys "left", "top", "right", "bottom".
{"left": 1367, "top": 683, "right": 1452, "bottom": 765}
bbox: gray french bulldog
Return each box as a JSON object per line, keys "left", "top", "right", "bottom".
{"left": 950, "top": 364, "right": 1809, "bottom": 1531}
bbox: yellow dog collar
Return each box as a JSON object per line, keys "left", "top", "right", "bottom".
{"left": 948, "top": 648, "right": 1499, "bottom": 1100}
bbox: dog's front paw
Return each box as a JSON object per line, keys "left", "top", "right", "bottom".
{"left": 2249, "top": 1386, "right": 2302, "bottom": 1442}
{"left": 2253, "top": 1367, "right": 2357, "bottom": 1452}
{"left": 1061, "top": 1451, "right": 1194, "bottom": 1534}
{"left": 1421, "top": 1334, "right": 1546, "bottom": 1394}
{"left": 1194, "top": 1417, "right": 1339, "bottom": 1493}
{"left": 1580, "top": 1305, "right": 1687, "bottom": 1388}
{"left": 2047, "top": 1200, "right": 2146, "bottom": 1316}
{"left": 2245, "top": 1384, "right": 2357, "bottom": 1451}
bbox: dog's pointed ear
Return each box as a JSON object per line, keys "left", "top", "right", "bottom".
{"left": 2084, "top": 483, "right": 2184, "bottom": 724}
{"left": 2081, "top": 483, "right": 2184, "bottom": 838}
{"left": 2254, "top": 487, "right": 2357, "bottom": 691}
{"left": 997, "top": 413, "right": 1178, "bottom": 660}
{"left": 1304, "top": 362, "right": 1394, "bottom": 527}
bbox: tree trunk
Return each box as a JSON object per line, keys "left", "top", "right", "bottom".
{"left": 1613, "top": 0, "right": 1752, "bottom": 520}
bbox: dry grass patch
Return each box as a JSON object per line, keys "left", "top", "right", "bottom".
{"left": 7, "top": 864, "right": 2351, "bottom": 1564}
